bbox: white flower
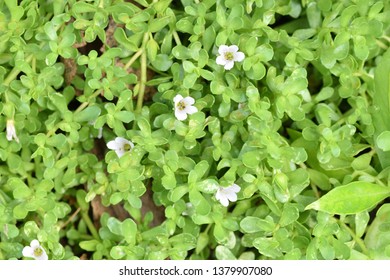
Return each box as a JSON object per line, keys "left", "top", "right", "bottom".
{"left": 216, "top": 45, "right": 245, "bottom": 70}
{"left": 173, "top": 94, "right": 198, "bottom": 121}
{"left": 22, "top": 239, "right": 48, "bottom": 260}
{"left": 215, "top": 183, "right": 241, "bottom": 207}
{"left": 6, "top": 119, "right": 19, "bottom": 143}
{"left": 106, "top": 137, "right": 134, "bottom": 158}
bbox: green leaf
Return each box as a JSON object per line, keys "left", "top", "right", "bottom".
{"left": 49, "top": 92, "right": 68, "bottom": 113}
{"left": 253, "top": 237, "right": 282, "bottom": 258}
{"left": 240, "top": 216, "right": 275, "bottom": 233}
{"left": 151, "top": 54, "right": 172, "bottom": 71}
{"left": 306, "top": 182, "right": 390, "bottom": 215}
{"left": 9, "top": 178, "right": 32, "bottom": 200}
{"left": 169, "top": 185, "right": 188, "bottom": 202}
{"left": 373, "top": 48, "right": 390, "bottom": 169}
{"left": 107, "top": 217, "right": 123, "bottom": 236}
{"left": 195, "top": 232, "right": 209, "bottom": 254}
{"left": 148, "top": 16, "right": 171, "bottom": 32}
{"left": 377, "top": 131, "right": 390, "bottom": 152}
{"left": 122, "top": 219, "right": 137, "bottom": 244}
{"left": 13, "top": 204, "right": 29, "bottom": 219}
{"left": 73, "top": 105, "right": 101, "bottom": 122}
{"left": 202, "top": 25, "right": 215, "bottom": 51}
{"left": 110, "top": 246, "right": 126, "bottom": 259}
{"left": 355, "top": 211, "right": 370, "bottom": 238}
{"left": 365, "top": 204, "right": 390, "bottom": 259}
{"left": 318, "top": 237, "right": 335, "bottom": 260}
{"left": 153, "top": 0, "right": 172, "bottom": 12}
{"left": 72, "top": 2, "right": 97, "bottom": 13}
{"left": 115, "top": 111, "right": 134, "bottom": 123}
{"left": 215, "top": 245, "right": 236, "bottom": 260}
{"left": 3, "top": 224, "right": 19, "bottom": 239}
{"left": 5, "top": 0, "right": 24, "bottom": 21}
{"left": 189, "top": 189, "right": 210, "bottom": 216}
{"left": 76, "top": 190, "right": 89, "bottom": 211}
{"left": 79, "top": 240, "right": 100, "bottom": 251}
{"left": 279, "top": 203, "right": 299, "bottom": 227}
{"left": 114, "top": 28, "right": 138, "bottom": 52}
{"left": 197, "top": 179, "right": 219, "bottom": 194}
{"left": 146, "top": 37, "right": 159, "bottom": 61}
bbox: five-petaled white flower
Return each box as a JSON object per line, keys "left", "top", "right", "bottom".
{"left": 173, "top": 94, "right": 198, "bottom": 121}
{"left": 216, "top": 45, "right": 245, "bottom": 70}
{"left": 22, "top": 239, "right": 48, "bottom": 260}
{"left": 6, "top": 119, "right": 19, "bottom": 143}
{"left": 106, "top": 137, "right": 134, "bottom": 158}
{"left": 215, "top": 183, "right": 241, "bottom": 207}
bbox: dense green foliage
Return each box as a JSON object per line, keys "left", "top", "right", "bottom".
{"left": 1, "top": 0, "right": 390, "bottom": 260}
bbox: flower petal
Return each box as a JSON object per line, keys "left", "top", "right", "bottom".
{"left": 175, "top": 109, "right": 188, "bottom": 121}
{"left": 22, "top": 246, "right": 34, "bottom": 258}
{"left": 120, "top": 138, "right": 134, "bottom": 149}
{"left": 30, "top": 239, "right": 40, "bottom": 248}
{"left": 114, "top": 137, "right": 128, "bottom": 145}
{"left": 224, "top": 60, "right": 235, "bottom": 70}
{"left": 106, "top": 140, "right": 118, "bottom": 150}
{"left": 225, "top": 192, "right": 238, "bottom": 202}
{"left": 173, "top": 94, "right": 183, "bottom": 104}
{"left": 216, "top": 195, "right": 229, "bottom": 207}
{"left": 229, "top": 183, "right": 241, "bottom": 193}
{"left": 36, "top": 251, "right": 48, "bottom": 261}
{"left": 115, "top": 149, "right": 125, "bottom": 158}
{"left": 216, "top": 55, "right": 227, "bottom": 66}
{"left": 184, "top": 105, "right": 198, "bottom": 115}
{"left": 234, "top": 51, "right": 245, "bottom": 62}
{"left": 6, "top": 132, "right": 12, "bottom": 141}
{"left": 218, "top": 45, "right": 229, "bottom": 55}
{"left": 228, "top": 45, "right": 239, "bottom": 53}
{"left": 182, "top": 96, "right": 195, "bottom": 105}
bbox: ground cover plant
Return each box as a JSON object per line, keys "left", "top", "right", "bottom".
{"left": 1, "top": 0, "right": 390, "bottom": 260}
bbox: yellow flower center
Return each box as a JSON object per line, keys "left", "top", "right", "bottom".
{"left": 177, "top": 101, "right": 186, "bottom": 111}
{"left": 124, "top": 143, "right": 132, "bottom": 151}
{"left": 224, "top": 52, "right": 234, "bottom": 61}
{"left": 34, "top": 247, "right": 43, "bottom": 257}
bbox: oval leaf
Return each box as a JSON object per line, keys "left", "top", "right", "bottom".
{"left": 377, "top": 131, "right": 390, "bottom": 152}
{"left": 240, "top": 216, "right": 275, "bottom": 233}
{"left": 305, "top": 181, "right": 390, "bottom": 215}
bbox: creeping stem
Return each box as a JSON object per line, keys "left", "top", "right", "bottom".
{"left": 3, "top": 53, "right": 34, "bottom": 86}
{"left": 337, "top": 219, "right": 370, "bottom": 257}
{"left": 136, "top": 33, "right": 149, "bottom": 113}
{"left": 81, "top": 209, "right": 101, "bottom": 241}
{"left": 124, "top": 49, "right": 143, "bottom": 70}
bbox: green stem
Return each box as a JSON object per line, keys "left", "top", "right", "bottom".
{"left": 376, "top": 39, "right": 388, "bottom": 50}
{"left": 204, "top": 224, "right": 212, "bottom": 234}
{"left": 124, "top": 48, "right": 143, "bottom": 70}
{"left": 310, "top": 183, "right": 321, "bottom": 199}
{"left": 173, "top": 30, "right": 182, "bottom": 46}
{"left": 337, "top": 219, "right": 370, "bottom": 257}
{"left": 75, "top": 89, "right": 103, "bottom": 113}
{"left": 3, "top": 53, "right": 34, "bottom": 86}
{"left": 382, "top": 35, "right": 390, "bottom": 43}
{"left": 81, "top": 210, "right": 101, "bottom": 241}
{"left": 46, "top": 123, "right": 60, "bottom": 137}
{"left": 136, "top": 33, "right": 149, "bottom": 113}
{"left": 32, "top": 56, "right": 36, "bottom": 73}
